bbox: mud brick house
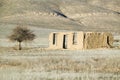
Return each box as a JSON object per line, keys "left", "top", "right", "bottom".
{"left": 49, "top": 32, "right": 113, "bottom": 50}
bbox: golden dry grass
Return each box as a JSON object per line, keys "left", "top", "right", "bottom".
{"left": 0, "top": 52, "right": 120, "bottom": 73}
{"left": 0, "top": 47, "right": 120, "bottom": 80}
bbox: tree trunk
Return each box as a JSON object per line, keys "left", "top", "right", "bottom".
{"left": 19, "top": 42, "right": 22, "bottom": 50}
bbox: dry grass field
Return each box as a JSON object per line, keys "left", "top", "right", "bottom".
{"left": 0, "top": 47, "right": 120, "bottom": 80}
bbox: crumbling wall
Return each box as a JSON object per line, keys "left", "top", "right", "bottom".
{"left": 102, "top": 32, "right": 114, "bottom": 48}
{"left": 49, "top": 31, "right": 113, "bottom": 50}
{"left": 49, "top": 32, "right": 64, "bottom": 49}
{"left": 83, "top": 32, "right": 114, "bottom": 49}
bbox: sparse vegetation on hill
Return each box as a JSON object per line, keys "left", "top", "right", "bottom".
{"left": 0, "top": 0, "right": 120, "bottom": 32}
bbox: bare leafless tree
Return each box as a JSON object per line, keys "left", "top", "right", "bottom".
{"left": 9, "top": 25, "right": 35, "bottom": 50}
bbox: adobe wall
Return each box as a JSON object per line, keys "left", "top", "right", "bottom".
{"left": 49, "top": 32, "right": 84, "bottom": 50}
{"left": 49, "top": 31, "right": 113, "bottom": 50}
{"left": 102, "top": 32, "right": 114, "bottom": 48}
{"left": 64, "top": 32, "right": 84, "bottom": 50}
{"left": 49, "top": 32, "right": 63, "bottom": 49}
{"left": 70, "top": 32, "right": 84, "bottom": 50}
{"left": 83, "top": 32, "right": 114, "bottom": 49}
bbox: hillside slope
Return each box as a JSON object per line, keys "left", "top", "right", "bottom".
{"left": 0, "top": 0, "right": 120, "bottom": 32}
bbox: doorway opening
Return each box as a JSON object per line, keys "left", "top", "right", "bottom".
{"left": 107, "top": 36, "right": 110, "bottom": 46}
{"left": 53, "top": 33, "right": 57, "bottom": 45}
{"left": 63, "top": 35, "right": 68, "bottom": 49}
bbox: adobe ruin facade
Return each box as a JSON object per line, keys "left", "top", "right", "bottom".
{"left": 49, "top": 32, "right": 113, "bottom": 50}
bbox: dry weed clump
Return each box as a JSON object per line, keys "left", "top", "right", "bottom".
{"left": 0, "top": 59, "right": 22, "bottom": 68}
{"left": 85, "top": 57, "right": 120, "bottom": 73}
{"left": 0, "top": 58, "right": 33, "bottom": 69}
{"left": 100, "top": 58, "right": 120, "bottom": 73}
